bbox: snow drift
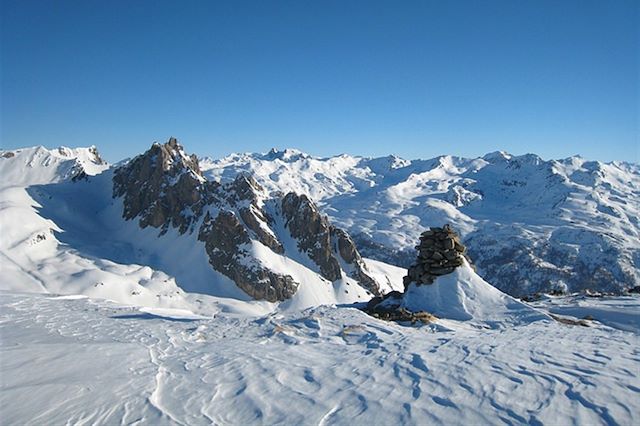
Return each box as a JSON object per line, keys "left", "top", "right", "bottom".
{"left": 401, "top": 260, "right": 550, "bottom": 327}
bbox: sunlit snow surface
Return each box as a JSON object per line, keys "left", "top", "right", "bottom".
{"left": 1, "top": 146, "right": 638, "bottom": 425}
{"left": 2, "top": 292, "right": 638, "bottom": 425}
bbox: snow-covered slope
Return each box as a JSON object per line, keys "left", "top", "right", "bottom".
{"left": 2, "top": 143, "right": 639, "bottom": 426}
{"left": 2, "top": 291, "right": 638, "bottom": 425}
{"left": 0, "top": 145, "right": 108, "bottom": 188}
{"left": 401, "top": 260, "right": 549, "bottom": 327}
{"left": 0, "top": 142, "right": 400, "bottom": 310}
{"left": 201, "top": 149, "right": 640, "bottom": 296}
{"left": 0, "top": 147, "right": 194, "bottom": 310}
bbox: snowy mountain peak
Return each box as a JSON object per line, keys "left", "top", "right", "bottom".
{"left": 261, "top": 148, "right": 309, "bottom": 162}
{"left": 363, "top": 154, "right": 411, "bottom": 173}
{"left": 0, "top": 145, "right": 109, "bottom": 188}
{"left": 113, "top": 139, "right": 208, "bottom": 232}
{"left": 147, "top": 137, "right": 204, "bottom": 181}
{"left": 109, "top": 140, "right": 386, "bottom": 303}
{"left": 482, "top": 150, "right": 513, "bottom": 162}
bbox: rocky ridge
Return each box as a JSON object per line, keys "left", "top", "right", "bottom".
{"left": 112, "top": 138, "right": 381, "bottom": 302}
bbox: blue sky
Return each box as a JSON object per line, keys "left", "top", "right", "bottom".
{"left": 1, "top": 0, "right": 638, "bottom": 162}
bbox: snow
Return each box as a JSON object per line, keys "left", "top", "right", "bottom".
{"left": 530, "top": 294, "right": 640, "bottom": 334}
{"left": 401, "top": 261, "right": 550, "bottom": 327}
{"left": 0, "top": 145, "right": 108, "bottom": 188}
{"left": 1, "top": 144, "right": 639, "bottom": 424}
{"left": 0, "top": 145, "right": 385, "bottom": 312}
{"left": 362, "top": 257, "right": 406, "bottom": 293}
{"left": 1, "top": 291, "right": 638, "bottom": 425}
{"left": 201, "top": 149, "right": 640, "bottom": 295}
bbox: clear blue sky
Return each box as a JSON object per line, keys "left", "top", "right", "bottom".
{"left": 1, "top": 0, "right": 638, "bottom": 162}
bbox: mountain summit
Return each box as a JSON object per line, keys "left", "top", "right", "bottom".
{"left": 111, "top": 139, "right": 384, "bottom": 302}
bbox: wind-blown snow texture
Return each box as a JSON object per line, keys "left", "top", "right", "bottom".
{"left": 1, "top": 292, "right": 639, "bottom": 425}
{"left": 202, "top": 149, "right": 640, "bottom": 296}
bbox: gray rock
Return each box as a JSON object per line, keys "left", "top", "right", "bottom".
{"left": 403, "top": 224, "right": 467, "bottom": 289}
{"left": 281, "top": 193, "right": 342, "bottom": 281}
{"left": 198, "top": 210, "right": 298, "bottom": 302}
{"left": 239, "top": 206, "right": 284, "bottom": 254}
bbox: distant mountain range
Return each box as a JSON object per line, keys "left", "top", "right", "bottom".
{"left": 201, "top": 146, "right": 640, "bottom": 296}
{"left": 1, "top": 139, "right": 638, "bottom": 303}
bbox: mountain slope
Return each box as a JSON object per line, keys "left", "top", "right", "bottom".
{"left": 0, "top": 145, "right": 108, "bottom": 188}
{"left": 201, "top": 149, "right": 640, "bottom": 296}
{"left": 0, "top": 140, "right": 398, "bottom": 309}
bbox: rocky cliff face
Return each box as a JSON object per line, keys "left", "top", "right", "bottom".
{"left": 280, "top": 193, "right": 380, "bottom": 295}
{"left": 281, "top": 193, "right": 342, "bottom": 281}
{"left": 198, "top": 210, "right": 298, "bottom": 301}
{"left": 112, "top": 139, "right": 381, "bottom": 301}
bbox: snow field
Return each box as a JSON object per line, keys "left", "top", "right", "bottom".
{"left": 1, "top": 292, "right": 638, "bottom": 425}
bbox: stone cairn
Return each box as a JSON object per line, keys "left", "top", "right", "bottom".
{"left": 362, "top": 224, "right": 467, "bottom": 325}
{"left": 403, "top": 224, "right": 466, "bottom": 289}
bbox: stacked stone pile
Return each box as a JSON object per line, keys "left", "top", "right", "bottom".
{"left": 362, "top": 224, "right": 467, "bottom": 325}
{"left": 403, "top": 224, "right": 466, "bottom": 288}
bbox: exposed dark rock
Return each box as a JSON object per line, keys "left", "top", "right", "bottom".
{"left": 71, "top": 170, "right": 88, "bottom": 181}
{"left": 226, "top": 173, "right": 262, "bottom": 205}
{"left": 113, "top": 137, "right": 207, "bottom": 234}
{"left": 88, "top": 146, "right": 107, "bottom": 165}
{"left": 239, "top": 206, "right": 284, "bottom": 254}
{"left": 362, "top": 289, "right": 436, "bottom": 324}
{"left": 281, "top": 193, "right": 342, "bottom": 281}
{"left": 113, "top": 138, "right": 382, "bottom": 302}
{"left": 1, "top": 151, "right": 15, "bottom": 158}
{"left": 198, "top": 211, "right": 298, "bottom": 302}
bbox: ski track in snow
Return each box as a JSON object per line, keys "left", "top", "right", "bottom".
{"left": 1, "top": 292, "right": 638, "bottom": 426}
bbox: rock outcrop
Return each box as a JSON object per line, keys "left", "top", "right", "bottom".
{"left": 113, "top": 138, "right": 382, "bottom": 301}
{"left": 282, "top": 193, "right": 342, "bottom": 281}
{"left": 113, "top": 137, "right": 208, "bottom": 234}
{"left": 280, "top": 193, "right": 381, "bottom": 295}
{"left": 198, "top": 210, "right": 298, "bottom": 302}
